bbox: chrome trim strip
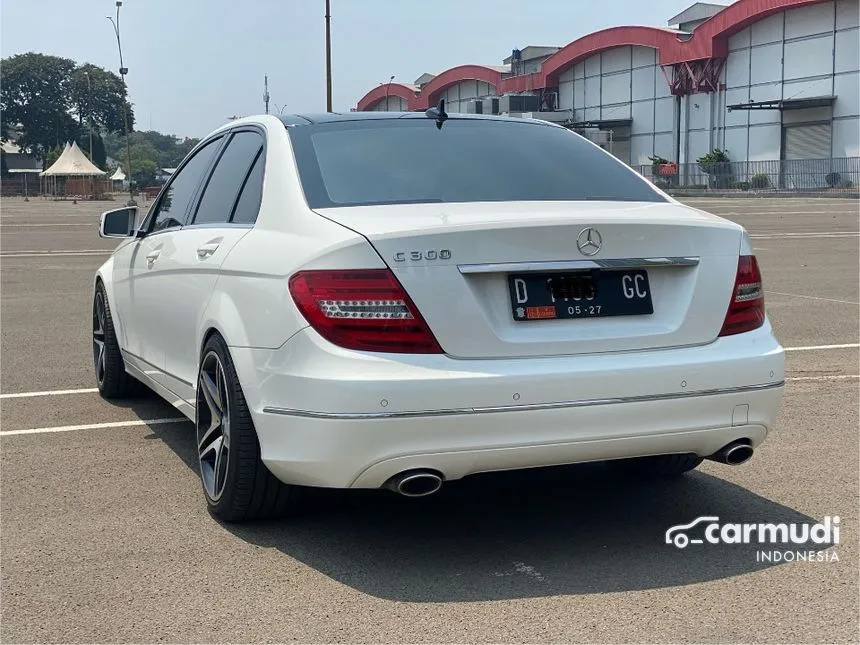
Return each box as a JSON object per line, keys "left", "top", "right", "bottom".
{"left": 457, "top": 257, "right": 700, "bottom": 274}
{"left": 262, "top": 381, "right": 784, "bottom": 420}
{"left": 182, "top": 222, "right": 254, "bottom": 230}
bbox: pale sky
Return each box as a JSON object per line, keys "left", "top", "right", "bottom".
{"left": 1, "top": 0, "right": 702, "bottom": 138}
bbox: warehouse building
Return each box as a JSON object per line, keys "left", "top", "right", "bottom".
{"left": 357, "top": 0, "right": 859, "bottom": 187}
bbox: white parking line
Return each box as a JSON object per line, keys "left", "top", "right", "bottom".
{"left": 766, "top": 291, "right": 860, "bottom": 305}
{"left": 0, "top": 387, "right": 98, "bottom": 399}
{"left": 0, "top": 250, "right": 111, "bottom": 258}
{"left": 783, "top": 343, "right": 859, "bottom": 351}
{"left": 749, "top": 232, "right": 859, "bottom": 239}
{"left": 0, "top": 418, "right": 187, "bottom": 437}
{"left": 0, "top": 223, "right": 94, "bottom": 228}
{"left": 716, "top": 211, "right": 860, "bottom": 216}
{"left": 787, "top": 375, "right": 860, "bottom": 382}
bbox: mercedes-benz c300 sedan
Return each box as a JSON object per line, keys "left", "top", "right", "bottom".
{"left": 93, "top": 111, "right": 784, "bottom": 521}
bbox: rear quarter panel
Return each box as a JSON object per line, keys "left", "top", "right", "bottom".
{"left": 199, "top": 116, "right": 387, "bottom": 351}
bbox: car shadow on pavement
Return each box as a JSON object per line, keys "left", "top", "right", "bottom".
{"left": 148, "top": 421, "right": 826, "bottom": 603}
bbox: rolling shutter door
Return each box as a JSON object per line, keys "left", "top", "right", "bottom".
{"left": 783, "top": 123, "right": 831, "bottom": 160}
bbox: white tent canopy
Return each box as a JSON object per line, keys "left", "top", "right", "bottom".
{"left": 110, "top": 166, "right": 126, "bottom": 181}
{"left": 41, "top": 141, "right": 105, "bottom": 176}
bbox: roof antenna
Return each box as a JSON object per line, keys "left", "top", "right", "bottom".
{"left": 425, "top": 99, "right": 448, "bottom": 130}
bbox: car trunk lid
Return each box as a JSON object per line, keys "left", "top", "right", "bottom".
{"left": 315, "top": 201, "right": 743, "bottom": 359}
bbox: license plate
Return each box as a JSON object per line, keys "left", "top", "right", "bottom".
{"left": 508, "top": 270, "right": 654, "bottom": 321}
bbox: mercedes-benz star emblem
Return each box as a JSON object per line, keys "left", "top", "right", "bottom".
{"left": 576, "top": 227, "right": 603, "bottom": 256}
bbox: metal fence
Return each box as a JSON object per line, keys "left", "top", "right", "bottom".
{"left": 633, "top": 157, "right": 860, "bottom": 192}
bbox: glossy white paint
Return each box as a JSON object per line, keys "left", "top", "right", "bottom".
{"left": 319, "top": 201, "right": 744, "bottom": 358}
{"left": 96, "top": 114, "right": 785, "bottom": 489}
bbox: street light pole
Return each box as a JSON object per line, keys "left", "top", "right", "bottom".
{"left": 107, "top": 1, "right": 135, "bottom": 206}
{"left": 84, "top": 71, "right": 93, "bottom": 161}
{"left": 384, "top": 75, "right": 395, "bottom": 111}
{"left": 325, "top": 0, "right": 332, "bottom": 112}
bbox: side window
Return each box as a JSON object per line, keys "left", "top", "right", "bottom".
{"left": 149, "top": 138, "right": 221, "bottom": 232}
{"left": 230, "top": 147, "right": 264, "bottom": 224}
{"left": 192, "top": 131, "right": 264, "bottom": 225}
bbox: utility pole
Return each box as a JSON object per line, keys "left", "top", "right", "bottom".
{"left": 263, "top": 75, "right": 270, "bottom": 114}
{"left": 325, "top": 0, "right": 332, "bottom": 112}
{"left": 107, "top": 0, "right": 135, "bottom": 206}
{"left": 84, "top": 71, "right": 93, "bottom": 160}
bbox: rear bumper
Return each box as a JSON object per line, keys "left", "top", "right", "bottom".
{"left": 230, "top": 323, "right": 784, "bottom": 488}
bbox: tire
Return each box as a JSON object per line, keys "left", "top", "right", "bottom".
{"left": 196, "top": 333, "right": 295, "bottom": 521}
{"left": 617, "top": 453, "right": 703, "bottom": 477}
{"left": 93, "top": 282, "right": 135, "bottom": 399}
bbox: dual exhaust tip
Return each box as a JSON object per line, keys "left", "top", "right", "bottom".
{"left": 384, "top": 441, "right": 753, "bottom": 497}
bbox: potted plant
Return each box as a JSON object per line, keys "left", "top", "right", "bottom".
{"left": 648, "top": 155, "right": 677, "bottom": 186}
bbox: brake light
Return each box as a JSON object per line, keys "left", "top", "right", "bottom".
{"left": 719, "top": 255, "right": 765, "bottom": 336}
{"left": 288, "top": 269, "right": 443, "bottom": 354}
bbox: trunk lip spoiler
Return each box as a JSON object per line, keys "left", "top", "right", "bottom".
{"left": 457, "top": 257, "right": 700, "bottom": 274}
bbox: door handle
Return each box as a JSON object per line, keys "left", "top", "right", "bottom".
{"left": 196, "top": 242, "right": 221, "bottom": 259}
{"left": 145, "top": 249, "right": 161, "bottom": 266}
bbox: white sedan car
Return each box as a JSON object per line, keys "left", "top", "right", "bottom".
{"left": 93, "top": 111, "right": 784, "bottom": 521}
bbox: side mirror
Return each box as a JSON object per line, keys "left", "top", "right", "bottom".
{"left": 99, "top": 207, "right": 138, "bottom": 238}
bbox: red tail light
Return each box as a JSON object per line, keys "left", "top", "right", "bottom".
{"left": 719, "top": 255, "right": 765, "bottom": 337}
{"left": 288, "top": 269, "right": 443, "bottom": 354}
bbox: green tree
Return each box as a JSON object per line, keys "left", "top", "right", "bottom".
{"left": 69, "top": 63, "right": 134, "bottom": 134}
{"left": 92, "top": 132, "right": 107, "bottom": 169}
{"left": 78, "top": 131, "right": 107, "bottom": 169}
{"left": 129, "top": 140, "right": 161, "bottom": 167}
{"left": 0, "top": 53, "right": 79, "bottom": 159}
{"left": 129, "top": 157, "right": 158, "bottom": 188}
{"left": 43, "top": 145, "right": 64, "bottom": 168}
{"left": 127, "top": 131, "right": 199, "bottom": 167}
{"left": 102, "top": 129, "right": 198, "bottom": 170}
{"left": 169, "top": 136, "right": 200, "bottom": 166}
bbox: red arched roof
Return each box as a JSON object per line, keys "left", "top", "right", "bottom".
{"left": 356, "top": 83, "right": 418, "bottom": 111}
{"left": 418, "top": 65, "right": 504, "bottom": 109}
{"left": 355, "top": 0, "right": 833, "bottom": 108}
{"left": 669, "top": 0, "right": 830, "bottom": 63}
{"left": 538, "top": 26, "right": 681, "bottom": 87}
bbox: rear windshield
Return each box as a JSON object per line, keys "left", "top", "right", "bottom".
{"left": 288, "top": 118, "right": 665, "bottom": 209}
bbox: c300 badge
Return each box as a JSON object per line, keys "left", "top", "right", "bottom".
{"left": 393, "top": 250, "right": 452, "bottom": 262}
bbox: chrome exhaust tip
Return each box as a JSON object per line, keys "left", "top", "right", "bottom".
{"left": 708, "top": 440, "right": 754, "bottom": 466}
{"left": 384, "top": 470, "right": 443, "bottom": 497}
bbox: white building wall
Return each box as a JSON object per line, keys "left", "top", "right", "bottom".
{"left": 438, "top": 80, "right": 499, "bottom": 113}
{"left": 557, "top": 45, "right": 668, "bottom": 165}
{"left": 833, "top": 0, "right": 860, "bottom": 157}
{"left": 362, "top": 0, "right": 858, "bottom": 168}
{"left": 722, "top": 0, "right": 860, "bottom": 162}
{"left": 369, "top": 96, "right": 408, "bottom": 111}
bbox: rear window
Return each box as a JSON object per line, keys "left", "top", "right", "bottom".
{"left": 288, "top": 118, "right": 665, "bottom": 209}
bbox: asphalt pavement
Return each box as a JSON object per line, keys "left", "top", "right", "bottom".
{"left": 1, "top": 195, "right": 858, "bottom": 643}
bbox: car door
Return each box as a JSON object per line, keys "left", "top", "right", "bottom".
{"left": 154, "top": 128, "right": 267, "bottom": 404}
{"left": 119, "top": 136, "right": 225, "bottom": 384}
